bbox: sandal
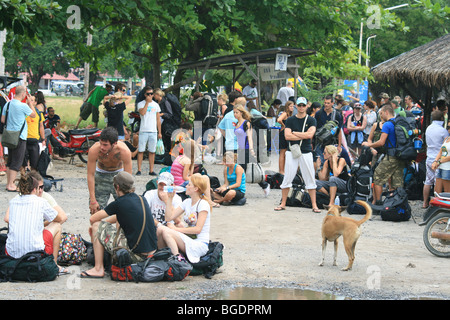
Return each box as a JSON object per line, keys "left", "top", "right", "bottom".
{"left": 312, "top": 208, "right": 321, "bottom": 213}
{"left": 274, "top": 205, "right": 286, "bottom": 211}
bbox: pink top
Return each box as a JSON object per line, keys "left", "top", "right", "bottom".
{"left": 171, "top": 156, "right": 186, "bottom": 186}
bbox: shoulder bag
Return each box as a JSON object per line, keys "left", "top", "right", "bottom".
{"left": 1, "top": 102, "right": 26, "bottom": 150}
{"left": 289, "top": 115, "right": 308, "bottom": 159}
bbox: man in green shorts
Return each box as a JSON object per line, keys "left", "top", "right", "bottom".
{"left": 75, "top": 84, "right": 113, "bottom": 129}
{"left": 362, "top": 103, "right": 404, "bottom": 203}
{"left": 87, "top": 127, "right": 132, "bottom": 214}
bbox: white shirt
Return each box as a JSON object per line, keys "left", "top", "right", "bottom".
{"left": 277, "top": 86, "right": 294, "bottom": 106}
{"left": 242, "top": 85, "right": 258, "bottom": 107}
{"left": 6, "top": 195, "right": 58, "bottom": 259}
{"left": 179, "top": 199, "right": 210, "bottom": 244}
{"left": 143, "top": 189, "right": 182, "bottom": 223}
{"left": 426, "top": 121, "right": 449, "bottom": 162}
{"left": 137, "top": 100, "right": 161, "bottom": 132}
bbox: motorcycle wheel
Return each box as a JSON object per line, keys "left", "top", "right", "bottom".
{"left": 78, "top": 139, "right": 98, "bottom": 163}
{"left": 423, "top": 212, "right": 450, "bottom": 258}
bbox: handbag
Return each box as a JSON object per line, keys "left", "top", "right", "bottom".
{"left": 1, "top": 102, "right": 26, "bottom": 150}
{"left": 289, "top": 115, "right": 308, "bottom": 159}
{"left": 110, "top": 195, "right": 147, "bottom": 281}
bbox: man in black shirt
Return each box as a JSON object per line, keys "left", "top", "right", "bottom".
{"left": 275, "top": 97, "right": 320, "bottom": 213}
{"left": 81, "top": 171, "right": 157, "bottom": 278}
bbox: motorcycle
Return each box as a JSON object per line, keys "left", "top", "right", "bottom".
{"left": 48, "top": 127, "right": 102, "bottom": 163}
{"left": 420, "top": 192, "right": 450, "bottom": 258}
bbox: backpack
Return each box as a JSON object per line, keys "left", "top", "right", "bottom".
{"left": 370, "top": 188, "right": 411, "bottom": 222}
{"left": 190, "top": 241, "right": 224, "bottom": 279}
{"left": 266, "top": 172, "right": 284, "bottom": 189}
{"left": 387, "top": 115, "right": 418, "bottom": 161}
{"left": 346, "top": 163, "right": 373, "bottom": 215}
{"left": 316, "top": 110, "right": 340, "bottom": 146}
{"left": 164, "top": 254, "right": 193, "bottom": 281}
{"left": 246, "top": 163, "right": 264, "bottom": 184}
{"left": 300, "top": 191, "right": 330, "bottom": 209}
{"left": 342, "top": 109, "right": 353, "bottom": 135}
{"left": 0, "top": 251, "right": 59, "bottom": 283}
{"left": 57, "top": 233, "right": 88, "bottom": 266}
{"left": 201, "top": 93, "right": 219, "bottom": 128}
{"left": 164, "top": 93, "right": 182, "bottom": 127}
{"left": 286, "top": 184, "right": 304, "bottom": 207}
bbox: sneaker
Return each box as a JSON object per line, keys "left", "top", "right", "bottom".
{"left": 136, "top": 171, "right": 141, "bottom": 176}
{"left": 263, "top": 185, "right": 271, "bottom": 197}
{"left": 149, "top": 171, "right": 157, "bottom": 176}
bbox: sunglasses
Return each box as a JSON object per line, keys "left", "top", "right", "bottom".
{"left": 297, "top": 104, "right": 307, "bottom": 107}
{"left": 121, "top": 89, "right": 126, "bottom": 92}
{"left": 145, "top": 92, "right": 154, "bottom": 96}
{"left": 38, "top": 185, "right": 44, "bottom": 190}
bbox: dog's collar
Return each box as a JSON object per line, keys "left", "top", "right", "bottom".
{"left": 327, "top": 213, "right": 335, "bottom": 216}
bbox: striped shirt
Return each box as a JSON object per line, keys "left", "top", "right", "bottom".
{"left": 6, "top": 195, "right": 58, "bottom": 259}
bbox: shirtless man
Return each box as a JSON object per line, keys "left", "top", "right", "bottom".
{"left": 87, "top": 127, "right": 132, "bottom": 214}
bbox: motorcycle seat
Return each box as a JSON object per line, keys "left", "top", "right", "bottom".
{"left": 435, "top": 192, "right": 450, "bottom": 199}
{"left": 68, "top": 128, "right": 99, "bottom": 136}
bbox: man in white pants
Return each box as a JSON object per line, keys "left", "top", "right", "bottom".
{"left": 274, "top": 97, "right": 320, "bottom": 212}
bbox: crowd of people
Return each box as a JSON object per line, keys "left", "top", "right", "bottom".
{"left": 0, "top": 79, "right": 449, "bottom": 282}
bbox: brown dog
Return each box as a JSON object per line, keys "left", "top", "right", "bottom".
{"left": 319, "top": 200, "right": 372, "bottom": 271}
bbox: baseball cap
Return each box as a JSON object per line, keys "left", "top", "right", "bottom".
{"left": 113, "top": 171, "right": 135, "bottom": 190}
{"left": 296, "top": 97, "right": 307, "bottom": 105}
{"left": 158, "top": 172, "right": 174, "bottom": 186}
{"left": 379, "top": 92, "right": 389, "bottom": 99}
{"left": 354, "top": 103, "right": 363, "bottom": 109}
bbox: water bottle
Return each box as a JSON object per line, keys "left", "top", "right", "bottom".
{"left": 334, "top": 197, "right": 340, "bottom": 206}
{"left": 163, "top": 186, "right": 186, "bottom": 193}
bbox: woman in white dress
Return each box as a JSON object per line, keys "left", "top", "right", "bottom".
{"left": 157, "top": 173, "right": 211, "bottom": 263}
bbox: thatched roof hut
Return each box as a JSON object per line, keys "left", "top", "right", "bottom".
{"left": 371, "top": 33, "right": 450, "bottom": 90}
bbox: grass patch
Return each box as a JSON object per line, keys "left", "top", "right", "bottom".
{"left": 45, "top": 96, "right": 137, "bottom": 129}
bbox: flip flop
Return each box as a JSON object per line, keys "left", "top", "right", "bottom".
{"left": 6, "top": 189, "right": 18, "bottom": 192}
{"left": 58, "top": 267, "right": 70, "bottom": 276}
{"left": 274, "top": 206, "right": 286, "bottom": 211}
{"left": 79, "top": 271, "right": 104, "bottom": 279}
{"left": 312, "top": 208, "right": 321, "bottom": 213}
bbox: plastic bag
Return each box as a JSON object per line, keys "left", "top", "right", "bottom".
{"left": 156, "top": 139, "right": 165, "bottom": 155}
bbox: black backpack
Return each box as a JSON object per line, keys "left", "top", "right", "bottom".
{"left": 164, "top": 93, "right": 182, "bottom": 127}
{"left": 190, "top": 241, "right": 224, "bottom": 279}
{"left": 346, "top": 163, "right": 373, "bottom": 215}
{"left": 370, "top": 188, "right": 411, "bottom": 222}
{"left": 201, "top": 93, "right": 219, "bottom": 128}
{"left": 387, "top": 115, "right": 417, "bottom": 161}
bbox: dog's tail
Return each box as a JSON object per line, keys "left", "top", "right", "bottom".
{"left": 355, "top": 200, "right": 372, "bottom": 226}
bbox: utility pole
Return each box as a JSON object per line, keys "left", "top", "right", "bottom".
{"left": 83, "top": 31, "right": 92, "bottom": 100}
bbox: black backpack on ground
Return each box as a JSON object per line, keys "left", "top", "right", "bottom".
{"left": 190, "top": 241, "right": 224, "bottom": 279}
{"left": 370, "top": 188, "right": 411, "bottom": 222}
{"left": 346, "top": 154, "right": 373, "bottom": 215}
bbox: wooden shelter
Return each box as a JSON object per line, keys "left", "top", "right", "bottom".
{"left": 168, "top": 47, "right": 316, "bottom": 107}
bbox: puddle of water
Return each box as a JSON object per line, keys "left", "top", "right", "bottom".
{"left": 203, "top": 287, "right": 350, "bottom": 300}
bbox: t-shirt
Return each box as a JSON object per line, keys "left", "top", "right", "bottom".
{"left": 44, "top": 114, "right": 60, "bottom": 129}
{"left": 276, "top": 86, "right": 294, "bottom": 105}
{"left": 143, "top": 189, "right": 182, "bottom": 223}
{"left": 382, "top": 118, "right": 396, "bottom": 149}
{"left": 137, "top": 100, "right": 161, "bottom": 133}
{"left": 218, "top": 110, "right": 238, "bottom": 151}
{"left": 104, "top": 193, "right": 157, "bottom": 254}
{"left": 179, "top": 199, "right": 210, "bottom": 244}
{"left": 1, "top": 99, "right": 32, "bottom": 140}
{"left": 87, "top": 87, "right": 109, "bottom": 108}
{"left": 105, "top": 101, "right": 126, "bottom": 136}
{"left": 26, "top": 109, "right": 43, "bottom": 140}
{"left": 242, "top": 85, "right": 258, "bottom": 106}
{"left": 284, "top": 115, "right": 316, "bottom": 153}
{"left": 6, "top": 195, "right": 58, "bottom": 259}
{"left": 315, "top": 108, "right": 343, "bottom": 130}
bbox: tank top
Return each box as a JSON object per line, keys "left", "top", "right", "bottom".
{"left": 234, "top": 120, "right": 249, "bottom": 150}
{"left": 171, "top": 156, "right": 187, "bottom": 185}
{"left": 227, "top": 164, "right": 246, "bottom": 193}
{"left": 439, "top": 138, "right": 450, "bottom": 170}
{"left": 327, "top": 157, "right": 350, "bottom": 181}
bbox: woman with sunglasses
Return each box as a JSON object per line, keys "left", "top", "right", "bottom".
{"left": 4, "top": 172, "right": 69, "bottom": 275}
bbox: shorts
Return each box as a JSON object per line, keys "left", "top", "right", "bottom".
{"left": 43, "top": 229, "right": 54, "bottom": 256}
{"left": 436, "top": 168, "right": 450, "bottom": 180}
{"left": 218, "top": 188, "right": 245, "bottom": 203}
{"left": 373, "top": 155, "right": 404, "bottom": 188}
{"left": 316, "top": 176, "right": 347, "bottom": 193}
{"left": 79, "top": 101, "right": 99, "bottom": 123}
{"left": 96, "top": 221, "right": 146, "bottom": 263}
{"left": 94, "top": 170, "right": 118, "bottom": 210}
{"left": 6, "top": 139, "right": 27, "bottom": 171}
{"left": 424, "top": 161, "right": 436, "bottom": 186}
{"left": 138, "top": 132, "right": 158, "bottom": 153}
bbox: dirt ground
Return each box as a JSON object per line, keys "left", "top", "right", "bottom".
{"left": 0, "top": 156, "right": 449, "bottom": 301}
